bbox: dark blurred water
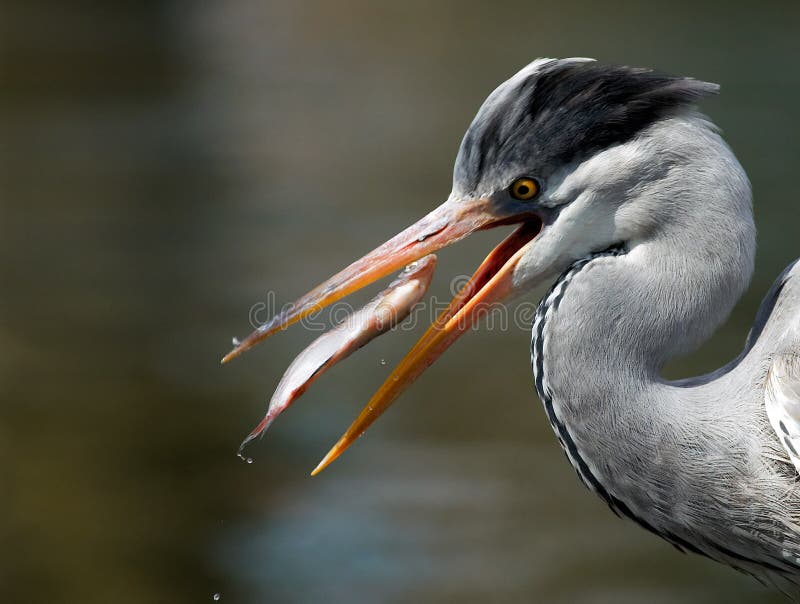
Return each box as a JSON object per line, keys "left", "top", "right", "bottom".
{"left": 2, "top": 1, "right": 799, "bottom": 603}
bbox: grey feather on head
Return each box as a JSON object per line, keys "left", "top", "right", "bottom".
{"left": 453, "top": 58, "right": 719, "bottom": 197}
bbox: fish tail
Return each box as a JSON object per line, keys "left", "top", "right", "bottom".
{"left": 237, "top": 414, "right": 275, "bottom": 457}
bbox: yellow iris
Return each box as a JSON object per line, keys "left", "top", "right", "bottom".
{"left": 510, "top": 177, "right": 539, "bottom": 200}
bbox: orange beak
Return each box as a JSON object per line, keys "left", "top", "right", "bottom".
{"left": 222, "top": 197, "right": 542, "bottom": 474}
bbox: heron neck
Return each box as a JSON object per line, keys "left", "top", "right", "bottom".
{"left": 539, "top": 120, "right": 755, "bottom": 385}
{"left": 557, "top": 243, "right": 746, "bottom": 378}
{"left": 531, "top": 120, "right": 756, "bottom": 518}
{"left": 526, "top": 119, "right": 800, "bottom": 569}
{"left": 531, "top": 217, "right": 754, "bottom": 528}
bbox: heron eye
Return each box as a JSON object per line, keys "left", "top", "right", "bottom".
{"left": 509, "top": 177, "right": 540, "bottom": 201}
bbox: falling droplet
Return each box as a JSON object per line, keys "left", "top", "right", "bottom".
{"left": 231, "top": 337, "right": 241, "bottom": 347}
{"left": 212, "top": 594, "right": 221, "bottom": 601}
{"left": 380, "top": 358, "right": 386, "bottom": 365}
{"left": 246, "top": 457, "right": 254, "bottom": 464}
{"left": 236, "top": 451, "right": 254, "bottom": 464}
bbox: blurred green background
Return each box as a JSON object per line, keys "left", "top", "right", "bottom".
{"left": 2, "top": 1, "right": 798, "bottom": 603}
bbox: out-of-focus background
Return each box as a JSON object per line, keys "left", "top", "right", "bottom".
{"left": 2, "top": 1, "right": 798, "bottom": 602}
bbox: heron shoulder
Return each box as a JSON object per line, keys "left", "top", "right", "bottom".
{"left": 747, "top": 259, "right": 800, "bottom": 351}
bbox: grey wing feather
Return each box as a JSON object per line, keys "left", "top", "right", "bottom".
{"left": 758, "top": 260, "right": 800, "bottom": 476}
{"left": 766, "top": 355, "right": 800, "bottom": 474}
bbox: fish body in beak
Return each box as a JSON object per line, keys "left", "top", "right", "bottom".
{"left": 238, "top": 255, "right": 436, "bottom": 454}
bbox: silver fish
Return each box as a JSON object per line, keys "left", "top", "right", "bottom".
{"left": 238, "top": 255, "right": 436, "bottom": 453}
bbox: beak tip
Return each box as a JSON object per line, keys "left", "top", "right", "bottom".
{"left": 310, "top": 447, "right": 340, "bottom": 476}
{"left": 221, "top": 339, "right": 250, "bottom": 364}
{"left": 222, "top": 317, "right": 285, "bottom": 364}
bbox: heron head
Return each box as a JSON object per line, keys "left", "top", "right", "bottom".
{"left": 449, "top": 57, "right": 720, "bottom": 294}
{"left": 224, "top": 58, "right": 724, "bottom": 472}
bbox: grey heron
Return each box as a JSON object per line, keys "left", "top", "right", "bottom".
{"left": 224, "top": 58, "right": 800, "bottom": 591}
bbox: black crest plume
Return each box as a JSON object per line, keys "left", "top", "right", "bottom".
{"left": 455, "top": 59, "right": 719, "bottom": 192}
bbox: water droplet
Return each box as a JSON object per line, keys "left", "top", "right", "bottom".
{"left": 212, "top": 593, "right": 221, "bottom": 601}
{"left": 231, "top": 337, "right": 241, "bottom": 347}
{"left": 380, "top": 358, "right": 386, "bottom": 365}
{"left": 236, "top": 452, "right": 254, "bottom": 464}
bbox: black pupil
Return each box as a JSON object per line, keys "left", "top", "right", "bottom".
{"left": 517, "top": 184, "right": 530, "bottom": 196}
